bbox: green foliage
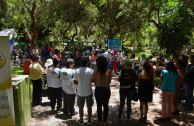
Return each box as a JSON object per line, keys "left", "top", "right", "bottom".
{"left": 1, "top": 0, "right": 193, "bottom": 54}
{"left": 12, "top": 67, "right": 24, "bottom": 75}
{"left": 157, "top": 3, "right": 193, "bottom": 58}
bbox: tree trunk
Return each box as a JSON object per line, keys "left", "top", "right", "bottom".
{"left": 22, "top": 0, "right": 38, "bottom": 49}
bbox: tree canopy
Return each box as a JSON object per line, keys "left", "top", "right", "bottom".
{"left": 0, "top": 0, "right": 193, "bottom": 57}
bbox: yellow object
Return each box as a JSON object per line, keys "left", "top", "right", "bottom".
{"left": 0, "top": 77, "right": 12, "bottom": 90}
{"left": 0, "top": 52, "right": 6, "bottom": 68}
{"left": 29, "top": 62, "right": 43, "bottom": 80}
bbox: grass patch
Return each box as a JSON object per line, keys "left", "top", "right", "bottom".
{"left": 12, "top": 67, "right": 24, "bottom": 75}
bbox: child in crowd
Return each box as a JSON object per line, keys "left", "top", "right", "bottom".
{"left": 46, "top": 58, "right": 62, "bottom": 111}
{"left": 89, "top": 52, "right": 97, "bottom": 71}
{"left": 29, "top": 55, "right": 44, "bottom": 105}
{"left": 74, "top": 57, "right": 94, "bottom": 125}
{"left": 138, "top": 62, "right": 154, "bottom": 122}
{"left": 61, "top": 59, "right": 76, "bottom": 116}
{"left": 160, "top": 61, "right": 182, "bottom": 121}
{"left": 94, "top": 56, "right": 112, "bottom": 125}
{"left": 117, "top": 60, "right": 136, "bottom": 123}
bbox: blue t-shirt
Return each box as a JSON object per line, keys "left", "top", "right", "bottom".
{"left": 161, "top": 70, "right": 180, "bottom": 92}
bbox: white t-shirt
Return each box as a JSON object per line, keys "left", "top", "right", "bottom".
{"left": 61, "top": 68, "right": 76, "bottom": 94}
{"left": 47, "top": 67, "right": 62, "bottom": 88}
{"left": 98, "top": 48, "right": 102, "bottom": 53}
{"left": 74, "top": 67, "right": 94, "bottom": 96}
{"left": 118, "top": 52, "right": 123, "bottom": 57}
{"left": 65, "top": 51, "right": 69, "bottom": 58}
{"left": 82, "top": 50, "right": 90, "bottom": 56}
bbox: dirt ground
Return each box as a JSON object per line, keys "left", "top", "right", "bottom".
{"left": 28, "top": 77, "right": 194, "bottom": 126}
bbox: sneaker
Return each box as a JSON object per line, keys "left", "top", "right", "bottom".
{"left": 87, "top": 119, "right": 94, "bottom": 125}
{"left": 78, "top": 120, "right": 84, "bottom": 126}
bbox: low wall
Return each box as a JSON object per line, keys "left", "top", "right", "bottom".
{"left": 12, "top": 75, "right": 31, "bottom": 126}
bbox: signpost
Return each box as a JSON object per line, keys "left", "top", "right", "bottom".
{"left": 108, "top": 39, "right": 122, "bottom": 50}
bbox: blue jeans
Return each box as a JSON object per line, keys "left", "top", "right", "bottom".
{"left": 118, "top": 91, "right": 132, "bottom": 119}
{"left": 185, "top": 84, "right": 194, "bottom": 108}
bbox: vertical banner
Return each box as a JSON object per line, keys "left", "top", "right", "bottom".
{"left": 0, "top": 36, "right": 15, "bottom": 126}
{"left": 108, "top": 39, "right": 122, "bottom": 50}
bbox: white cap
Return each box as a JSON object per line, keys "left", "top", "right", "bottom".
{"left": 45, "top": 59, "right": 53, "bottom": 68}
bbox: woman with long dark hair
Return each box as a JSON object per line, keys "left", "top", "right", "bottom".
{"left": 138, "top": 62, "right": 154, "bottom": 122}
{"left": 159, "top": 61, "right": 181, "bottom": 121}
{"left": 94, "top": 56, "right": 112, "bottom": 125}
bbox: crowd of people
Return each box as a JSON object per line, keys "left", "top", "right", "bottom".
{"left": 26, "top": 44, "right": 194, "bottom": 125}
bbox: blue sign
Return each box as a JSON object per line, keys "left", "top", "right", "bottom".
{"left": 10, "top": 39, "right": 14, "bottom": 45}
{"left": 108, "top": 39, "right": 122, "bottom": 50}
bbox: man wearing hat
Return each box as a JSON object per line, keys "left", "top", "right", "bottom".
{"left": 117, "top": 60, "right": 136, "bottom": 122}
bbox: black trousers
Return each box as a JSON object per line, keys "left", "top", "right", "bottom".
{"left": 63, "top": 91, "right": 76, "bottom": 114}
{"left": 48, "top": 87, "right": 62, "bottom": 110}
{"left": 95, "top": 87, "right": 111, "bottom": 122}
{"left": 32, "top": 79, "right": 42, "bottom": 103}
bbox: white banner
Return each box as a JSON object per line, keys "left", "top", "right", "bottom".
{"left": 0, "top": 36, "right": 15, "bottom": 125}
{"left": 0, "top": 88, "right": 15, "bottom": 125}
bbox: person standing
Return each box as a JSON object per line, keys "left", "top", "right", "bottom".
{"left": 117, "top": 60, "right": 136, "bottom": 123}
{"left": 29, "top": 55, "right": 44, "bottom": 105}
{"left": 75, "top": 48, "right": 80, "bottom": 67}
{"left": 184, "top": 55, "right": 194, "bottom": 110}
{"left": 74, "top": 57, "right": 94, "bottom": 125}
{"left": 53, "top": 49, "right": 63, "bottom": 65}
{"left": 12, "top": 46, "right": 18, "bottom": 64}
{"left": 98, "top": 45, "right": 102, "bottom": 54}
{"left": 172, "top": 59, "right": 185, "bottom": 114}
{"left": 61, "top": 59, "right": 76, "bottom": 116}
{"left": 47, "top": 44, "right": 53, "bottom": 59}
{"left": 40, "top": 44, "right": 48, "bottom": 67}
{"left": 89, "top": 52, "right": 97, "bottom": 71}
{"left": 159, "top": 61, "right": 182, "bottom": 121}
{"left": 46, "top": 58, "right": 62, "bottom": 111}
{"left": 138, "top": 62, "right": 154, "bottom": 122}
{"left": 63, "top": 47, "right": 70, "bottom": 65}
{"left": 94, "top": 56, "right": 112, "bottom": 125}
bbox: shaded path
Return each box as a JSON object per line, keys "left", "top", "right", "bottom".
{"left": 28, "top": 78, "right": 194, "bottom": 126}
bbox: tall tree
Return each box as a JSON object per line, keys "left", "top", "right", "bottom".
{"left": 21, "top": 0, "right": 38, "bottom": 48}
{"left": 0, "top": 0, "right": 7, "bottom": 31}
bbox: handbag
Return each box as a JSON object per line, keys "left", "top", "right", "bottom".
{"left": 131, "top": 87, "right": 138, "bottom": 102}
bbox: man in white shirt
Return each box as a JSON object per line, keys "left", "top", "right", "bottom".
{"left": 74, "top": 57, "right": 94, "bottom": 125}
{"left": 98, "top": 45, "right": 102, "bottom": 54}
{"left": 61, "top": 59, "right": 76, "bottom": 116}
{"left": 46, "top": 58, "right": 62, "bottom": 111}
